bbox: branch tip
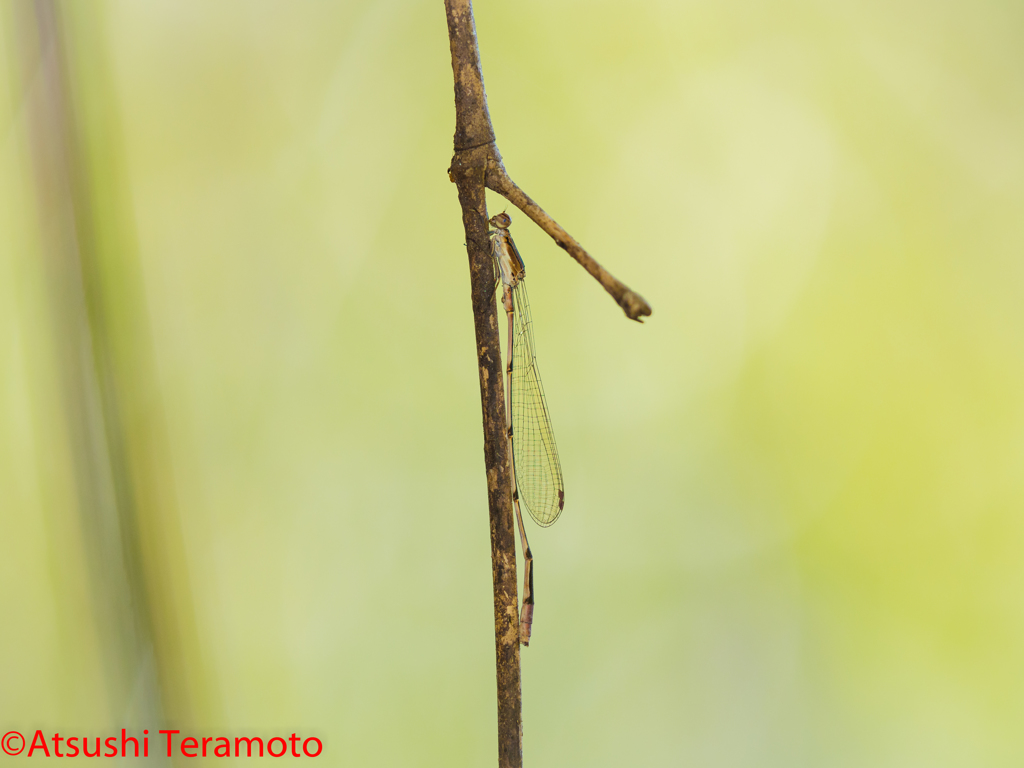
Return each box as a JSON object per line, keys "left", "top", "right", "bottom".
{"left": 621, "top": 291, "right": 652, "bottom": 322}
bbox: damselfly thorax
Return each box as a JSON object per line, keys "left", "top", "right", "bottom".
{"left": 489, "top": 212, "right": 525, "bottom": 299}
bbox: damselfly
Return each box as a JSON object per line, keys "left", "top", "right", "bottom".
{"left": 489, "top": 212, "right": 565, "bottom": 647}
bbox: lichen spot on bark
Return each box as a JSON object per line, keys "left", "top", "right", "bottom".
{"left": 488, "top": 466, "right": 499, "bottom": 491}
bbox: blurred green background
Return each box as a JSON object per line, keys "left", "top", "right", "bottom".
{"left": 3, "top": 0, "right": 1024, "bottom": 765}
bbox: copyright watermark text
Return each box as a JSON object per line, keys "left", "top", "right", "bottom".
{"left": 1, "top": 729, "right": 323, "bottom": 758}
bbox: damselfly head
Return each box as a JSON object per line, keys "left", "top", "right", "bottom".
{"left": 489, "top": 212, "right": 512, "bottom": 229}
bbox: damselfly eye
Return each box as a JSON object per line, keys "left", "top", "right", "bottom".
{"left": 489, "top": 212, "right": 512, "bottom": 229}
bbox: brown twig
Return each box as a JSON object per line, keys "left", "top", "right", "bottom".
{"left": 444, "top": 3, "right": 521, "bottom": 767}
{"left": 486, "top": 162, "right": 652, "bottom": 321}
{"left": 444, "top": 1, "right": 652, "bottom": 765}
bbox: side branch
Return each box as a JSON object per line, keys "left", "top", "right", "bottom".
{"left": 486, "top": 160, "right": 652, "bottom": 322}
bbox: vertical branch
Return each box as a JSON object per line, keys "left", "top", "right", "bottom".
{"left": 445, "top": 0, "right": 495, "bottom": 151}
{"left": 16, "top": 0, "right": 159, "bottom": 719}
{"left": 444, "top": 2, "right": 523, "bottom": 767}
{"left": 15, "top": 0, "right": 213, "bottom": 742}
{"left": 445, "top": 1, "right": 652, "bottom": 764}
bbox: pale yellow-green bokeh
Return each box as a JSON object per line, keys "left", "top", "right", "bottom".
{"left": 2, "top": 1, "right": 1024, "bottom": 765}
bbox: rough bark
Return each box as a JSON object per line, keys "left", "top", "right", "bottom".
{"left": 445, "top": 5, "right": 522, "bottom": 766}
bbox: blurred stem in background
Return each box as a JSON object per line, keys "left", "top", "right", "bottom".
{"left": 13, "top": 0, "right": 213, "bottom": 739}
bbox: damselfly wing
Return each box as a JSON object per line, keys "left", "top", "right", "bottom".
{"left": 509, "top": 281, "right": 564, "bottom": 526}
